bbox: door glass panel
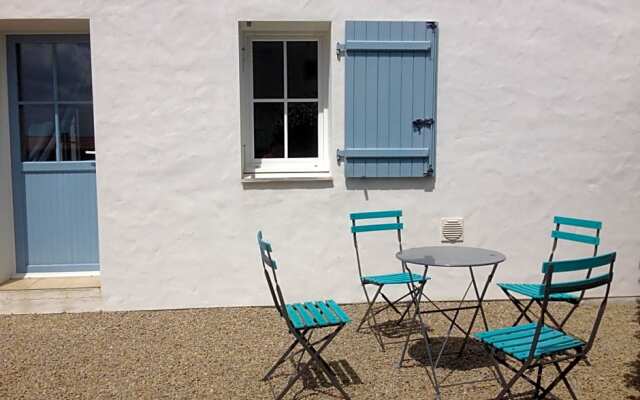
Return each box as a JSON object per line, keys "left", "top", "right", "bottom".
{"left": 287, "top": 41, "right": 317, "bottom": 99}
{"left": 56, "top": 43, "right": 93, "bottom": 101}
{"left": 17, "top": 43, "right": 54, "bottom": 101}
{"left": 252, "top": 41, "right": 284, "bottom": 99}
{"left": 254, "top": 102, "right": 284, "bottom": 158}
{"left": 19, "top": 105, "right": 56, "bottom": 162}
{"left": 59, "top": 105, "right": 95, "bottom": 161}
{"left": 288, "top": 102, "right": 318, "bottom": 158}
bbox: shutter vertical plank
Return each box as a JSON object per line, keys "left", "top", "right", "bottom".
{"left": 400, "top": 21, "right": 414, "bottom": 177}
{"left": 412, "top": 22, "right": 427, "bottom": 177}
{"left": 388, "top": 22, "right": 403, "bottom": 177}
{"left": 365, "top": 21, "right": 379, "bottom": 177}
{"left": 345, "top": 21, "right": 356, "bottom": 178}
{"left": 377, "top": 21, "right": 391, "bottom": 177}
{"left": 353, "top": 21, "right": 367, "bottom": 177}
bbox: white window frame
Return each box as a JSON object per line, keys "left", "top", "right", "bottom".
{"left": 241, "top": 32, "right": 330, "bottom": 176}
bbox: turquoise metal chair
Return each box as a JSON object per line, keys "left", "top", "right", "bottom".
{"left": 475, "top": 252, "right": 615, "bottom": 399}
{"left": 257, "top": 231, "right": 351, "bottom": 400}
{"left": 498, "top": 216, "right": 601, "bottom": 328}
{"left": 350, "top": 210, "right": 430, "bottom": 350}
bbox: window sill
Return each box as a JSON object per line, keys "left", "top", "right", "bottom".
{"left": 242, "top": 172, "right": 332, "bottom": 183}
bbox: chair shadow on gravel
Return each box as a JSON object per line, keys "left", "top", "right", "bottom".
{"left": 624, "top": 298, "right": 640, "bottom": 400}
{"left": 267, "top": 359, "right": 363, "bottom": 400}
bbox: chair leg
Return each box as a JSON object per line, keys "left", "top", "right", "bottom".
{"left": 552, "top": 361, "right": 578, "bottom": 400}
{"left": 535, "top": 363, "right": 543, "bottom": 399}
{"left": 538, "top": 357, "right": 581, "bottom": 399}
{"left": 485, "top": 347, "right": 513, "bottom": 400}
{"left": 356, "top": 285, "right": 382, "bottom": 332}
{"left": 263, "top": 333, "right": 303, "bottom": 381}
{"left": 512, "top": 297, "right": 535, "bottom": 326}
{"left": 298, "top": 326, "right": 351, "bottom": 400}
{"left": 273, "top": 326, "right": 350, "bottom": 400}
{"left": 495, "top": 362, "right": 530, "bottom": 400}
{"left": 380, "top": 292, "right": 402, "bottom": 315}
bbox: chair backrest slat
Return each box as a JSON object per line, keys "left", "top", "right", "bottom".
{"left": 551, "top": 230, "right": 599, "bottom": 246}
{"left": 350, "top": 210, "right": 402, "bottom": 220}
{"left": 548, "top": 273, "right": 612, "bottom": 294}
{"left": 542, "top": 252, "right": 615, "bottom": 273}
{"left": 553, "top": 216, "right": 602, "bottom": 230}
{"left": 351, "top": 223, "right": 403, "bottom": 234}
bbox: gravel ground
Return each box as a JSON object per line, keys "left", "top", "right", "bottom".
{"left": 1, "top": 300, "right": 638, "bottom": 399}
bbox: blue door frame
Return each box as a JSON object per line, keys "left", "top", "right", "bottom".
{"left": 7, "top": 35, "right": 100, "bottom": 273}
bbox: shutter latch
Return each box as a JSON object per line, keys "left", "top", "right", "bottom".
{"left": 412, "top": 118, "right": 434, "bottom": 130}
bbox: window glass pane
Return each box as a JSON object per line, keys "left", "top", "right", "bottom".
{"left": 254, "top": 103, "right": 284, "bottom": 158}
{"left": 287, "top": 41, "right": 317, "bottom": 99}
{"left": 288, "top": 102, "right": 318, "bottom": 158}
{"left": 17, "top": 43, "right": 54, "bottom": 101}
{"left": 56, "top": 43, "right": 93, "bottom": 101}
{"left": 59, "top": 105, "right": 95, "bottom": 161}
{"left": 19, "top": 105, "right": 56, "bottom": 161}
{"left": 252, "top": 42, "right": 284, "bottom": 99}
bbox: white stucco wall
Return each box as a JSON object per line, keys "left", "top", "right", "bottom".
{"left": 0, "top": 1, "right": 638, "bottom": 310}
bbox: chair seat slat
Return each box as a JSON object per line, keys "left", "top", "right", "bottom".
{"left": 498, "top": 283, "right": 578, "bottom": 301}
{"left": 316, "top": 301, "right": 340, "bottom": 325}
{"left": 285, "top": 304, "right": 305, "bottom": 329}
{"left": 304, "top": 302, "right": 329, "bottom": 326}
{"left": 326, "top": 300, "right": 351, "bottom": 323}
{"left": 474, "top": 323, "right": 584, "bottom": 361}
{"left": 292, "top": 303, "right": 315, "bottom": 328}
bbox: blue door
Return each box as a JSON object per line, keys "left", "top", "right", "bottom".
{"left": 7, "top": 35, "right": 99, "bottom": 273}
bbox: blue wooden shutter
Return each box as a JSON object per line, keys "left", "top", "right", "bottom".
{"left": 338, "top": 21, "right": 438, "bottom": 178}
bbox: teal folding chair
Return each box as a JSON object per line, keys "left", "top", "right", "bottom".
{"left": 257, "top": 231, "right": 352, "bottom": 400}
{"left": 498, "top": 216, "right": 601, "bottom": 329}
{"left": 350, "top": 210, "right": 430, "bottom": 350}
{"left": 475, "top": 252, "right": 615, "bottom": 399}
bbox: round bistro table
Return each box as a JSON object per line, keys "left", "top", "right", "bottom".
{"left": 395, "top": 246, "right": 506, "bottom": 399}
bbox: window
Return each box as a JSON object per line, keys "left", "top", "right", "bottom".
{"left": 14, "top": 37, "right": 95, "bottom": 163}
{"left": 241, "top": 29, "right": 329, "bottom": 178}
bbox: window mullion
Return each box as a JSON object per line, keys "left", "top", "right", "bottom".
{"left": 283, "top": 41, "right": 288, "bottom": 159}
{"left": 51, "top": 44, "right": 61, "bottom": 162}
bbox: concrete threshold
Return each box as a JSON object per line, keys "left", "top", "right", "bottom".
{"left": 0, "top": 277, "right": 103, "bottom": 314}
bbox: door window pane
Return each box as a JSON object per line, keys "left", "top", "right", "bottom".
{"left": 288, "top": 102, "right": 318, "bottom": 158}
{"left": 59, "top": 105, "right": 95, "bottom": 161}
{"left": 252, "top": 42, "right": 284, "bottom": 99}
{"left": 287, "top": 42, "right": 317, "bottom": 99}
{"left": 19, "top": 105, "right": 56, "bottom": 161}
{"left": 56, "top": 43, "right": 93, "bottom": 101}
{"left": 17, "top": 43, "right": 54, "bottom": 101}
{"left": 254, "top": 103, "right": 284, "bottom": 158}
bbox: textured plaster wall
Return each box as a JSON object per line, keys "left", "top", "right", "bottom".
{"left": 0, "top": 35, "right": 16, "bottom": 283}
{"left": 0, "top": 1, "right": 639, "bottom": 310}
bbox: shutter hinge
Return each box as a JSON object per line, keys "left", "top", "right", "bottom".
{"left": 426, "top": 21, "right": 438, "bottom": 30}
{"left": 336, "top": 42, "right": 347, "bottom": 60}
{"left": 337, "top": 149, "right": 346, "bottom": 163}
